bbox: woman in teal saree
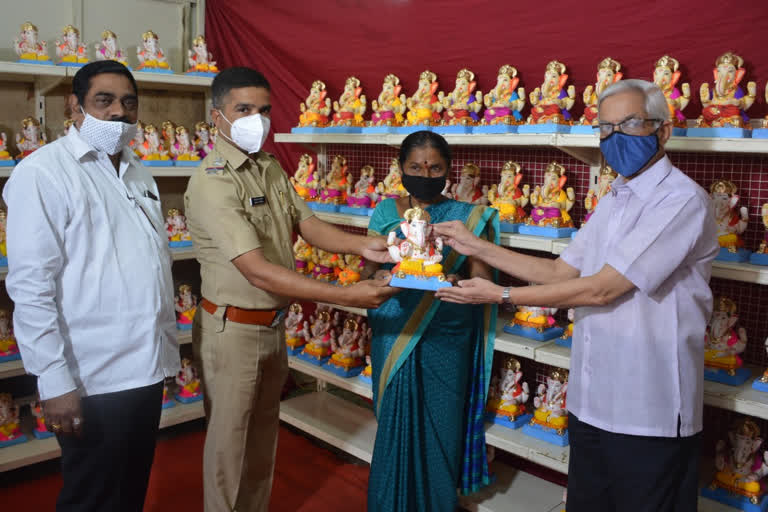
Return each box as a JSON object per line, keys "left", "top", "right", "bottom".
{"left": 365, "top": 131, "right": 499, "bottom": 511}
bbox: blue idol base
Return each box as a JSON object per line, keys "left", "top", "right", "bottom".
{"left": 173, "top": 160, "right": 200, "bottom": 167}
{"left": 752, "top": 378, "right": 768, "bottom": 392}
{"left": 503, "top": 323, "right": 564, "bottom": 341}
{"left": 0, "top": 160, "right": 14, "bottom": 167}
{"left": 308, "top": 202, "right": 341, "bottom": 213}
{"left": 185, "top": 71, "right": 217, "bottom": 77}
{"left": 522, "top": 423, "right": 569, "bottom": 446}
{"left": 323, "top": 363, "right": 365, "bottom": 378}
{"left": 291, "top": 126, "right": 327, "bottom": 134}
{"left": 169, "top": 240, "right": 193, "bottom": 248}
{"left": 17, "top": 59, "right": 53, "bottom": 65}
{"left": 359, "top": 373, "right": 372, "bottom": 385}
{"left": 323, "top": 126, "right": 363, "bottom": 134}
{"left": 338, "top": 205, "right": 374, "bottom": 216}
{"left": 136, "top": 68, "right": 174, "bottom": 74}
{"left": 687, "top": 127, "right": 751, "bottom": 138}
{"left": 571, "top": 230, "right": 578, "bottom": 239}
{"left": 57, "top": 62, "right": 86, "bottom": 68}
{"left": 361, "top": 125, "right": 400, "bottom": 134}
{"left": 517, "top": 123, "right": 571, "bottom": 134}
{"left": 433, "top": 125, "right": 473, "bottom": 134}
{"left": 752, "top": 253, "right": 768, "bottom": 266}
{"left": 389, "top": 274, "right": 451, "bottom": 291}
{"left": 753, "top": 129, "right": 768, "bottom": 139}
{"left": 33, "top": 429, "right": 55, "bottom": 440}
{"left": 700, "top": 486, "right": 768, "bottom": 512}
{"left": 472, "top": 124, "right": 517, "bottom": 134}
{"left": 395, "top": 125, "right": 433, "bottom": 134}
{"left": 175, "top": 393, "right": 203, "bottom": 404}
{"left": 499, "top": 222, "right": 521, "bottom": 233}
{"left": 568, "top": 125, "right": 598, "bottom": 135}
{"left": 161, "top": 399, "right": 176, "bottom": 409}
{"left": 487, "top": 413, "right": 532, "bottom": 430}
{"left": 672, "top": 127, "right": 688, "bottom": 136}
{"left": 0, "top": 352, "right": 21, "bottom": 363}
{"left": 296, "top": 351, "right": 331, "bottom": 367}
{"left": 704, "top": 366, "right": 751, "bottom": 386}
{"left": 141, "top": 160, "right": 173, "bottom": 167}
{"left": 287, "top": 345, "right": 306, "bottom": 356}
{"left": 518, "top": 225, "right": 578, "bottom": 238}
{"left": 556, "top": 337, "right": 572, "bottom": 349}
{"left": 176, "top": 322, "right": 193, "bottom": 331}
{"left": 715, "top": 247, "right": 751, "bottom": 262}
{"left": 0, "top": 435, "right": 28, "bottom": 448}
{"left": 0, "top": 257, "right": 7, "bottom": 266}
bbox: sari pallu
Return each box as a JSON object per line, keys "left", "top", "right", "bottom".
{"left": 366, "top": 199, "right": 498, "bottom": 512}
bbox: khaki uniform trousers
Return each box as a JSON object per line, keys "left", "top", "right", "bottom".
{"left": 192, "top": 305, "right": 288, "bottom": 512}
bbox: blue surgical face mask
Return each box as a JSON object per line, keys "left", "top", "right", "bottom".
{"left": 599, "top": 131, "right": 659, "bottom": 178}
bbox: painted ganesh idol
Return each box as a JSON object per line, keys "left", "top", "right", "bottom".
{"left": 317, "top": 155, "right": 349, "bottom": 210}
{"left": 519, "top": 61, "right": 575, "bottom": 134}
{"left": 175, "top": 358, "right": 203, "bottom": 403}
{"left": 558, "top": 309, "right": 574, "bottom": 349}
{"left": 488, "top": 161, "right": 530, "bottom": 232}
{"left": 136, "top": 30, "right": 171, "bottom": 72}
{"left": 297, "top": 310, "right": 337, "bottom": 366}
{"left": 447, "top": 163, "right": 488, "bottom": 206}
{"left": 31, "top": 397, "right": 54, "bottom": 439}
{"left": 477, "top": 65, "right": 525, "bottom": 133}
{"left": 55, "top": 25, "right": 88, "bottom": 66}
{"left": 165, "top": 208, "right": 193, "bottom": 248}
{"left": 295, "top": 80, "right": 331, "bottom": 131}
{"left": 435, "top": 68, "right": 482, "bottom": 134}
{"left": 710, "top": 179, "right": 750, "bottom": 262}
{"left": 574, "top": 57, "right": 622, "bottom": 133}
{"left": 290, "top": 154, "right": 320, "bottom": 203}
{"left": 187, "top": 35, "right": 218, "bottom": 75}
{"left": 342, "top": 165, "right": 379, "bottom": 215}
{"left": 367, "top": 73, "right": 407, "bottom": 132}
{"left": 519, "top": 162, "right": 577, "bottom": 237}
{"left": 750, "top": 204, "right": 768, "bottom": 266}
{"left": 15, "top": 117, "right": 47, "bottom": 160}
{"left": 293, "top": 236, "right": 314, "bottom": 276}
{"left": 757, "top": 85, "right": 768, "bottom": 138}
{"left": 0, "top": 393, "right": 26, "bottom": 448}
{"left": 504, "top": 303, "right": 563, "bottom": 341}
{"left": 704, "top": 297, "right": 750, "bottom": 386}
{"left": 330, "top": 76, "right": 367, "bottom": 132}
{"left": 522, "top": 369, "right": 569, "bottom": 446}
{"left": 486, "top": 357, "right": 531, "bottom": 429}
{"left": 326, "top": 317, "right": 369, "bottom": 377}
{"left": 653, "top": 55, "right": 691, "bottom": 136}
{"left": 404, "top": 70, "right": 442, "bottom": 129}
{"left": 285, "top": 303, "right": 310, "bottom": 355}
{"left": 0, "top": 309, "right": 19, "bottom": 363}
{"left": 701, "top": 418, "right": 768, "bottom": 510}
{"left": 14, "top": 22, "right": 49, "bottom": 64}
{"left": 94, "top": 30, "right": 128, "bottom": 66}
{"left": 691, "top": 52, "right": 757, "bottom": 138}
{"left": 174, "top": 284, "right": 197, "bottom": 331}
{"left": 0, "top": 134, "right": 13, "bottom": 166}
{"left": 376, "top": 158, "right": 408, "bottom": 199}
{"left": 387, "top": 207, "right": 450, "bottom": 291}
{"left": 582, "top": 166, "right": 618, "bottom": 225}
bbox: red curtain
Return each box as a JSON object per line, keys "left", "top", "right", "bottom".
{"left": 206, "top": 0, "right": 768, "bottom": 172}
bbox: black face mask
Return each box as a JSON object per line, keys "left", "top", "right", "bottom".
{"left": 401, "top": 173, "right": 446, "bottom": 202}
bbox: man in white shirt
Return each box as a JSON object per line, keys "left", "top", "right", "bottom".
{"left": 4, "top": 61, "right": 179, "bottom": 512}
{"left": 433, "top": 80, "right": 718, "bottom": 511}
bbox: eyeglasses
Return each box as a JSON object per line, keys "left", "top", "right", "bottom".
{"left": 598, "top": 117, "right": 662, "bottom": 138}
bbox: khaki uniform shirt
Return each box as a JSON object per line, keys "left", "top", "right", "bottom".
{"left": 184, "top": 138, "right": 314, "bottom": 310}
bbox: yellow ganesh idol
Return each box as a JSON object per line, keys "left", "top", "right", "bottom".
{"left": 519, "top": 162, "right": 577, "bottom": 238}
{"left": 365, "top": 73, "right": 407, "bottom": 133}
{"left": 519, "top": 61, "right": 575, "bottom": 134}
{"left": 488, "top": 161, "right": 530, "bottom": 232}
{"left": 704, "top": 297, "right": 751, "bottom": 386}
{"left": 653, "top": 55, "right": 691, "bottom": 136}
{"left": 522, "top": 369, "right": 569, "bottom": 446}
{"left": 294, "top": 80, "right": 332, "bottom": 132}
{"left": 485, "top": 357, "right": 532, "bottom": 429}
{"left": 402, "top": 70, "right": 441, "bottom": 132}
{"left": 573, "top": 57, "right": 622, "bottom": 134}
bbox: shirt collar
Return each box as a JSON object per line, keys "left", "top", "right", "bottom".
{"left": 213, "top": 136, "right": 270, "bottom": 172}
{"left": 611, "top": 154, "right": 672, "bottom": 200}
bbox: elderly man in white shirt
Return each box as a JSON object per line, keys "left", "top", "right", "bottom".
{"left": 3, "top": 61, "right": 179, "bottom": 512}
{"left": 433, "top": 79, "right": 718, "bottom": 512}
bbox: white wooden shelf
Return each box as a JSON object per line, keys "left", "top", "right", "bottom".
{"left": 0, "top": 61, "right": 67, "bottom": 82}
{"left": 315, "top": 301, "right": 368, "bottom": 317}
{"left": 0, "top": 359, "right": 25, "bottom": 379}
{"left": 177, "top": 330, "right": 193, "bottom": 345}
{"left": 534, "top": 343, "right": 572, "bottom": 370}
{"left": 313, "top": 211, "right": 371, "bottom": 229}
{"left": 170, "top": 246, "right": 196, "bottom": 261}
{"left": 702, "top": 367, "right": 768, "bottom": 420}
{"left": 0, "top": 399, "right": 204, "bottom": 472}
{"left": 494, "top": 316, "right": 550, "bottom": 362}
{"left": 485, "top": 422, "right": 569, "bottom": 474}
{"left": 0, "top": 165, "right": 197, "bottom": 179}
{"left": 287, "top": 355, "right": 373, "bottom": 399}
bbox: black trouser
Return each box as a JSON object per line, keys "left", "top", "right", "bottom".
{"left": 566, "top": 412, "right": 700, "bottom": 512}
{"left": 56, "top": 381, "right": 164, "bottom": 512}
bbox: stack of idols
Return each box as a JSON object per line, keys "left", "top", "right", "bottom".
{"left": 286, "top": 303, "right": 371, "bottom": 377}
{"left": 132, "top": 120, "right": 215, "bottom": 167}
{"left": 291, "top": 52, "right": 768, "bottom": 139}
{"left": 293, "top": 236, "right": 366, "bottom": 287}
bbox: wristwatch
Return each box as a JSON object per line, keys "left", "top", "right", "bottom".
{"left": 501, "top": 287, "right": 512, "bottom": 305}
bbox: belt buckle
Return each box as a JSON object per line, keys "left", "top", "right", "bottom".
{"left": 269, "top": 308, "right": 286, "bottom": 328}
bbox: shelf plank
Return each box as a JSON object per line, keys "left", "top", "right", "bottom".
{"left": 279, "top": 391, "right": 377, "bottom": 463}
{"left": 177, "top": 330, "right": 193, "bottom": 346}
{"left": 0, "top": 359, "right": 25, "bottom": 379}
{"left": 485, "top": 423, "right": 569, "bottom": 474}
{"left": 0, "top": 61, "right": 67, "bottom": 82}
{"left": 494, "top": 319, "right": 553, "bottom": 362}
{"left": 315, "top": 302, "right": 368, "bottom": 317}
{"left": 170, "top": 247, "right": 196, "bottom": 261}
{"left": 711, "top": 260, "right": 768, "bottom": 285}
{"left": 534, "top": 343, "right": 572, "bottom": 370}
{"left": 148, "top": 167, "right": 196, "bottom": 178}
{"left": 287, "top": 355, "right": 373, "bottom": 399}
{"left": 313, "top": 211, "right": 371, "bottom": 228}
{"left": 703, "top": 367, "right": 768, "bottom": 420}
{"left": 158, "top": 400, "right": 205, "bottom": 429}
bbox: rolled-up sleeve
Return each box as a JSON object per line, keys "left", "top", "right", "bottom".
{"left": 3, "top": 164, "right": 74, "bottom": 400}
{"left": 606, "top": 194, "right": 710, "bottom": 296}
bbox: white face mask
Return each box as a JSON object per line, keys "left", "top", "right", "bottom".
{"left": 79, "top": 108, "right": 138, "bottom": 155}
{"left": 219, "top": 111, "right": 270, "bottom": 154}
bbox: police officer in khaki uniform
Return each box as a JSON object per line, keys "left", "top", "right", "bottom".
{"left": 184, "top": 67, "right": 396, "bottom": 512}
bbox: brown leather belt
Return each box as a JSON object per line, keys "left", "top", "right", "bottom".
{"left": 200, "top": 298, "right": 282, "bottom": 326}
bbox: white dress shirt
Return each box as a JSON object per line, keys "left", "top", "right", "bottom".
{"left": 3, "top": 126, "right": 180, "bottom": 401}
{"left": 561, "top": 155, "right": 718, "bottom": 437}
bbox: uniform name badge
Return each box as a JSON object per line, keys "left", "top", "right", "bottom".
{"left": 250, "top": 196, "right": 266, "bottom": 206}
